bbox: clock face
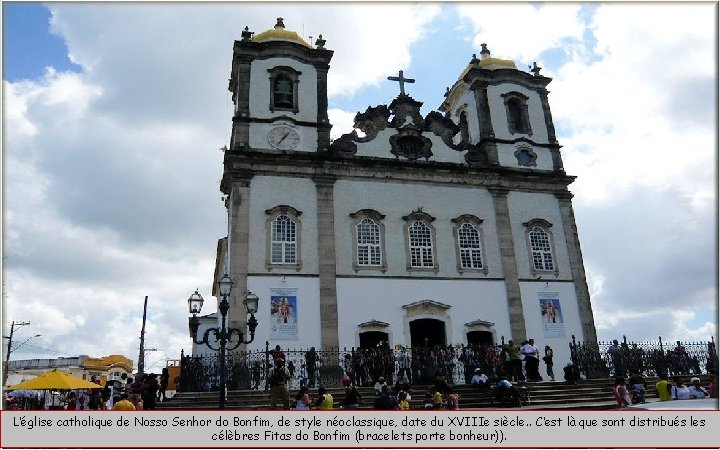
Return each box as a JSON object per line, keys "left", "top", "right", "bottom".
{"left": 266, "top": 126, "right": 300, "bottom": 150}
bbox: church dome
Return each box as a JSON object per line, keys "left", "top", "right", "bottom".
{"left": 458, "top": 43, "right": 517, "bottom": 79}
{"left": 252, "top": 18, "right": 312, "bottom": 48}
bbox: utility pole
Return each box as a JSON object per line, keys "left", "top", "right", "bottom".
{"left": 137, "top": 296, "right": 148, "bottom": 376}
{"left": 3, "top": 321, "right": 30, "bottom": 387}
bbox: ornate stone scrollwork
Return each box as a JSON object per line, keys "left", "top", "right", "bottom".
{"left": 389, "top": 131, "right": 433, "bottom": 160}
{"left": 424, "top": 111, "right": 461, "bottom": 149}
{"left": 402, "top": 299, "right": 452, "bottom": 318}
{"left": 464, "top": 143, "right": 489, "bottom": 167}
{"left": 353, "top": 105, "right": 391, "bottom": 142}
{"left": 389, "top": 98, "right": 424, "bottom": 129}
{"left": 328, "top": 131, "right": 358, "bottom": 156}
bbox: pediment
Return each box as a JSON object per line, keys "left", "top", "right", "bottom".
{"left": 465, "top": 319, "right": 495, "bottom": 328}
{"left": 402, "top": 299, "right": 451, "bottom": 317}
{"left": 358, "top": 320, "right": 390, "bottom": 329}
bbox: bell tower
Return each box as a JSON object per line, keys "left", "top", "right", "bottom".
{"left": 228, "top": 18, "right": 334, "bottom": 153}
{"left": 439, "top": 44, "right": 564, "bottom": 172}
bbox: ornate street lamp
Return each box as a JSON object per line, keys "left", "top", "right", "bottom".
{"left": 188, "top": 274, "right": 259, "bottom": 409}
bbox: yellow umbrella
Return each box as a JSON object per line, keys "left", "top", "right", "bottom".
{"left": 7, "top": 369, "right": 103, "bottom": 391}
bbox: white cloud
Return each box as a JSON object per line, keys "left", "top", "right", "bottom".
{"left": 324, "top": 4, "right": 441, "bottom": 97}
{"left": 4, "top": 3, "right": 444, "bottom": 363}
{"left": 328, "top": 108, "right": 358, "bottom": 139}
{"left": 457, "top": 3, "right": 586, "bottom": 63}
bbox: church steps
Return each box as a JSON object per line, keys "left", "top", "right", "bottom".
{"left": 159, "top": 375, "right": 704, "bottom": 410}
{"left": 157, "top": 383, "right": 623, "bottom": 410}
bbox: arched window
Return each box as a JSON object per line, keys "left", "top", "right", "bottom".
{"left": 457, "top": 223, "right": 483, "bottom": 269}
{"left": 271, "top": 214, "right": 296, "bottom": 264}
{"left": 403, "top": 210, "right": 438, "bottom": 272}
{"left": 350, "top": 209, "right": 387, "bottom": 271}
{"left": 356, "top": 218, "right": 382, "bottom": 266}
{"left": 273, "top": 74, "right": 294, "bottom": 109}
{"left": 268, "top": 66, "right": 301, "bottom": 113}
{"left": 265, "top": 205, "right": 303, "bottom": 269}
{"left": 523, "top": 219, "right": 557, "bottom": 275}
{"left": 409, "top": 221, "right": 434, "bottom": 268}
{"left": 459, "top": 111, "right": 470, "bottom": 144}
{"left": 407, "top": 222, "right": 432, "bottom": 268}
{"left": 452, "top": 215, "right": 488, "bottom": 274}
{"left": 502, "top": 92, "right": 532, "bottom": 135}
{"left": 529, "top": 226, "right": 553, "bottom": 270}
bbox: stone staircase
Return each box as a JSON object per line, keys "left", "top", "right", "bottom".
{"left": 157, "top": 376, "right": 687, "bottom": 411}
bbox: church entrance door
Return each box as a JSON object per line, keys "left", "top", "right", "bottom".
{"left": 466, "top": 330, "right": 494, "bottom": 347}
{"left": 359, "top": 331, "right": 389, "bottom": 349}
{"left": 410, "top": 318, "right": 446, "bottom": 347}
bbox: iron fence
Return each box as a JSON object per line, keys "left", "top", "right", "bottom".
{"left": 177, "top": 341, "right": 508, "bottom": 392}
{"left": 177, "top": 337, "right": 718, "bottom": 392}
{"left": 570, "top": 335, "right": 718, "bottom": 380}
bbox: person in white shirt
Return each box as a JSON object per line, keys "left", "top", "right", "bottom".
{"left": 687, "top": 377, "right": 709, "bottom": 399}
{"left": 671, "top": 377, "right": 691, "bottom": 400}
{"left": 373, "top": 377, "right": 387, "bottom": 396}
{"left": 521, "top": 339, "right": 542, "bottom": 382}
{"left": 470, "top": 369, "right": 489, "bottom": 390}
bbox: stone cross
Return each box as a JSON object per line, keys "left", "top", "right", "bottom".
{"left": 530, "top": 61, "right": 542, "bottom": 77}
{"left": 387, "top": 70, "right": 415, "bottom": 96}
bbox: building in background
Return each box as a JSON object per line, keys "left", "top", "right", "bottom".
{"left": 5, "top": 354, "right": 133, "bottom": 388}
{"left": 190, "top": 313, "right": 220, "bottom": 357}
{"left": 213, "top": 19, "right": 597, "bottom": 366}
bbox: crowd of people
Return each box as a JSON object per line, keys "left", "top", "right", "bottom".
{"left": 613, "top": 371, "right": 717, "bottom": 408}
{"left": 266, "top": 341, "right": 566, "bottom": 410}
{"left": 266, "top": 344, "right": 465, "bottom": 410}
{"left": 12, "top": 367, "right": 172, "bottom": 411}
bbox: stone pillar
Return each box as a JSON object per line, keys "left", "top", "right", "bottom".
{"left": 538, "top": 89, "right": 564, "bottom": 173}
{"left": 227, "top": 175, "right": 253, "bottom": 351}
{"left": 555, "top": 191, "right": 598, "bottom": 343}
{"left": 538, "top": 89, "right": 557, "bottom": 144}
{"left": 489, "top": 187, "right": 527, "bottom": 341}
{"left": 236, "top": 59, "right": 251, "bottom": 115}
{"left": 314, "top": 175, "right": 339, "bottom": 349}
{"left": 316, "top": 65, "right": 331, "bottom": 151}
{"left": 473, "top": 82, "right": 499, "bottom": 165}
{"left": 230, "top": 60, "right": 252, "bottom": 150}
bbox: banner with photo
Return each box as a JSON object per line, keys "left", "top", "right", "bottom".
{"left": 270, "top": 288, "right": 298, "bottom": 340}
{"left": 538, "top": 292, "right": 565, "bottom": 338}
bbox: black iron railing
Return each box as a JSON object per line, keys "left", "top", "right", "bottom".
{"left": 177, "top": 337, "right": 718, "bottom": 392}
{"left": 177, "top": 341, "right": 508, "bottom": 392}
{"left": 569, "top": 335, "right": 717, "bottom": 380}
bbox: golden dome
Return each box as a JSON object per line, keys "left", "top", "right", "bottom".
{"left": 459, "top": 44, "right": 517, "bottom": 78}
{"left": 252, "top": 18, "right": 312, "bottom": 48}
{"left": 477, "top": 56, "right": 516, "bottom": 70}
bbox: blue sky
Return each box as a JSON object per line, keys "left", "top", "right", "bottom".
{"left": 2, "top": 3, "right": 717, "bottom": 366}
{"left": 3, "top": 3, "right": 80, "bottom": 80}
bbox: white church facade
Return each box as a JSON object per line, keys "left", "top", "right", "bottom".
{"left": 213, "top": 19, "right": 598, "bottom": 367}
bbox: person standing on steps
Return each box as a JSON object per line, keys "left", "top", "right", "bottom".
{"left": 543, "top": 345, "right": 555, "bottom": 381}
{"left": 521, "top": 338, "right": 542, "bottom": 382}
{"left": 305, "top": 347, "right": 318, "bottom": 388}
{"left": 506, "top": 340, "right": 524, "bottom": 382}
{"left": 158, "top": 368, "right": 169, "bottom": 402}
{"left": 269, "top": 359, "right": 291, "bottom": 410}
{"left": 340, "top": 376, "right": 362, "bottom": 410}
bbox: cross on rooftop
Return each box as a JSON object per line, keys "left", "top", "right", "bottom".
{"left": 387, "top": 70, "right": 415, "bottom": 96}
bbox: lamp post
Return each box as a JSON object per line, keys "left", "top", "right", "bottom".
{"left": 187, "top": 274, "right": 259, "bottom": 409}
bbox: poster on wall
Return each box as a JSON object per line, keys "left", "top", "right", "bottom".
{"left": 538, "top": 292, "right": 565, "bottom": 338}
{"left": 270, "top": 288, "right": 298, "bottom": 340}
